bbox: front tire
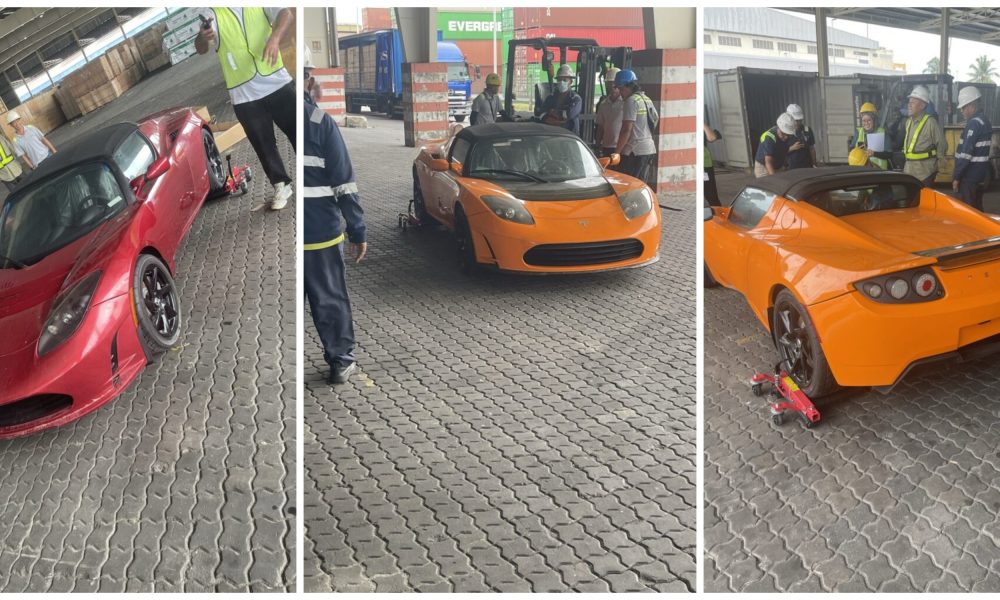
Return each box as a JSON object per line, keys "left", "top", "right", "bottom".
{"left": 704, "top": 263, "right": 719, "bottom": 288}
{"left": 771, "top": 289, "right": 837, "bottom": 397}
{"left": 133, "top": 254, "right": 182, "bottom": 360}
{"left": 412, "top": 169, "right": 436, "bottom": 226}
{"left": 454, "top": 208, "right": 479, "bottom": 274}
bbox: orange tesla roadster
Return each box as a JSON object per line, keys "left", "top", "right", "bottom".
{"left": 412, "top": 123, "right": 661, "bottom": 273}
{"left": 705, "top": 166, "right": 1000, "bottom": 396}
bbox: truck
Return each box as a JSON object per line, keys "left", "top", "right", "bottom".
{"left": 338, "top": 29, "right": 474, "bottom": 122}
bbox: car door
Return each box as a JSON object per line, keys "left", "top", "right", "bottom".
{"left": 113, "top": 130, "right": 192, "bottom": 255}
{"left": 705, "top": 186, "right": 778, "bottom": 293}
{"left": 431, "top": 136, "right": 468, "bottom": 226}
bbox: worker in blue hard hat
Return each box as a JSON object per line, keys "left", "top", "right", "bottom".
{"left": 613, "top": 68, "right": 658, "bottom": 186}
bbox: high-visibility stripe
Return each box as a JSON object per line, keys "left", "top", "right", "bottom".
{"left": 310, "top": 107, "right": 325, "bottom": 123}
{"left": 304, "top": 233, "right": 345, "bottom": 251}
{"left": 904, "top": 114, "right": 936, "bottom": 160}
{"left": 976, "top": 140, "right": 992, "bottom": 147}
{"left": 971, "top": 156, "right": 990, "bottom": 162}
{"left": 304, "top": 182, "right": 358, "bottom": 198}
{"left": 304, "top": 155, "right": 326, "bottom": 167}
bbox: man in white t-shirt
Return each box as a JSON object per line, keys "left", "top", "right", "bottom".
{"left": 8, "top": 111, "right": 56, "bottom": 170}
{"left": 595, "top": 68, "right": 624, "bottom": 157}
{"left": 196, "top": 7, "right": 295, "bottom": 210}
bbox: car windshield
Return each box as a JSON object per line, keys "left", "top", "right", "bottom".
{"left": 0, "top": 162, "right": 125, "bottom": 267}
{"left": 804, "top": 182, "right": 920, "bottom": 217}
{"left": 466, "top": 135, "right": 603, "bottom": 183}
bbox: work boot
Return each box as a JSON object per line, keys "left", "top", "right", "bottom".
{"left": 270, "top": 181, "right": 292, "bottom": 210}
{"left": 329, "top": 361, "right": 356, "bottom": 384}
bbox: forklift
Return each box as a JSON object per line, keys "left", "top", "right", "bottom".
{"left": 501, "top": 37, "right": 632, "bottom": 146}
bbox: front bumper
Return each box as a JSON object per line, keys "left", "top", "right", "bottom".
{"left": 808, "top": 282, "right": 1000, "bottom": 388}
{"left": 0, "top": 294, "right": 146, "bottom": 438}
{"left": 466, "top": 209, "right": 662, "bottom": 274}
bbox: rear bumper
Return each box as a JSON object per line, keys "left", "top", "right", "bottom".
{"left": 809, "top": 287, "right": 1000, "bottom": 388}
{"left": 0, "top": 294, "right": 146, "bottom": 439}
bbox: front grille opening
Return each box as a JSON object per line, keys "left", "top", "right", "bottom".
{"left": 0, "top": 394, "right": 73, "bottom": 428}
{"left": 524, "top": 239, "right": 644, "bottom": 267}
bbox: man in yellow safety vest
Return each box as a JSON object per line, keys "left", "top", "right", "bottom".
{"left": 901, "top": 85, "right": 946, "bottom": 186}
{"left": 0, "top": 133, "right": 22, "bottom": 191}
{"left": 196, "top": 7, "right": 295, "bottom": 210}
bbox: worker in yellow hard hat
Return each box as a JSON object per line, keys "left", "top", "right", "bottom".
{"left": 849, "top": 102, "right": 890, "bottom": 169}
{"left": 471, "top": 73, "right": 502, "bottom": 125}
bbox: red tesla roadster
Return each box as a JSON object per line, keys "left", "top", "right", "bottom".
{"left": 0, "top": 106, "right": 226, "bottom": 438}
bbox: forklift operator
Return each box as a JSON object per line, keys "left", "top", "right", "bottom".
{"left": 539, "top": 64, "right": 582, "bottom": 136}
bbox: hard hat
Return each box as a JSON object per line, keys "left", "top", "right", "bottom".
{"left": 485, "top": 72, "right": 501, "bottom": 86}
{"left": 556, "top": 64, "right": 575, "bottom": 79}
{"left": 303, "top": 46, "right": 315, "bottom": 70}
{"left": 6, "top": 111, "right": 20, "bottom": 124}
{"left": 848, "top": 147, "right": 869, "bottom": 166}
{"left": 908, "top": 85, "right": 931, "bottom": 104}
{"left": 776, "top": 112, "right": 796, "bottom": 135}
{"left": 604, "top": 67, "right": 620, "bottom": 84}
{"left": 614, "top": 68, "right": 638, "bottom": 87}
{"left": 786, "top": 104, "right": 804, "bottom": 120}
{"left": 859, "top": 102, "right": 878, "bottom": 115}
{"left": 958, "top": 86, "right": 982, "bottom": 109}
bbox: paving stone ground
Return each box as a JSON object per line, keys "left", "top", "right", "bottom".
{"left": 705, "top": 172, "right": 1000, "bottom": 592}
{"left": 303, "top": 115, "right": 696, "bottom": 592}
{"left": 0, "top": 51, "right": 295, "bottom": 592}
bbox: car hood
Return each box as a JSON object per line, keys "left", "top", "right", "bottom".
{"left": 0, "top": 214, "right": 127, "bottom": 354}
{"left": 497, "top": 176, "right": 615, "bottom": 201}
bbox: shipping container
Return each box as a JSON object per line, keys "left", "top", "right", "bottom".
{"left": 514, "top": 7, "right": 643, "bottom": 29}
{"left": 538, "top": 26, "right": 645, "bottom": 52}
{"left": 363, "top": 8, "right": 392, "bottom": 32}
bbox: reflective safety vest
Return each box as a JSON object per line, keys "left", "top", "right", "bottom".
{"left": 704, "top": 144, "right": 713, "bottom": 168}
{"left": 904, "top": 114, "right": 937, "bottom": 161}
{"left": 0, "top": 136, "right": 13, "bottom": 168}
{"left": 213, "top": 8, "right": 284, "bottom": 90}
{"left": 760, "top": 130, "right": 776, "bottom": 144}
{"left": 854, "top": 126, "right": 888, "bottom": 170}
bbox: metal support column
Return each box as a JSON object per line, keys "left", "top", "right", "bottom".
{"left": 641, "top": 8, "right": 695, "bottom": 49}
{"left": 35, "top": 51, "right": 55, "bottom": 88}
{"left": 939, "top": 8, "right": 950, "bottom": 76}
{"left": 71, "top": 29, "right": 89, "bottom": 63}
{"left": 15, "top": 63, "right": 32, "bottom": 99}
{"left": 394, "top": 7, "right": 436, "bottom": 63}
{"left": 111, "top": 8, "right": 128, "bottom": 41}
{"left": 815, "top": 8, "right": 829, "bottom": 77}
{"left": 328, "top": 8, "right": 339, "bottom": 67}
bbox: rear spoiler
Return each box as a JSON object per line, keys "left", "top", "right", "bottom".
{"left": 914, "top": 236, "right": 1000, "bottom": 269}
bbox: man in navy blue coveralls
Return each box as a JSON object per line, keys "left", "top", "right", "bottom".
{"left": 953, "top": 86, "right": 993, "bottom": 212}
{"left": 304, "top": 50, "right": 368, "bottom": 384}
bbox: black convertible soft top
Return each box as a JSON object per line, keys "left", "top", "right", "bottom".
{"left": 751, "top": 166, "right": 922, "bottom": 200}
{"left": 13, "top": 122, "right": 139, "bottom": 192}
{"left": 455, "top": 121, "right": 579, "bottom": 144}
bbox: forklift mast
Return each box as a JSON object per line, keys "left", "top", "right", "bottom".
{"left": 502, "top": 37, "right": 632, "bottom": 145}
{"left": 877, "top": 73, "right": 954, "bottom": 167}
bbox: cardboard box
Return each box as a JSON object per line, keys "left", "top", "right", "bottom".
{"left": 169, "top": 37, "right": 198, "bottom": 65}
{"left": 210, "top": 121, "right": 247, "bottom": 153}
{"left": 166, "top": 7, "right": 203, "bottom": 31}
{"left": 163, "top": 18, "right": 202, "bottom": 49}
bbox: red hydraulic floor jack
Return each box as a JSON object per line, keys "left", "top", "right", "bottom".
{"left": 751, "top": 364, "right": 821, "bottom": 428}
{"left": 224, "top": 154, "right": 252, "bottom": 195}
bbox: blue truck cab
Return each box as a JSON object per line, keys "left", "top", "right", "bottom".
{"left": 339, "top": 29, "right": 473, "bottom": 122}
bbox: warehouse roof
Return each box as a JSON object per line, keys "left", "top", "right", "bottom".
{"left": 781, "top": 8, "right": 1000, "bottom": 48}
{"left": 705, "top": 8, "right": 880, "bottom": 50}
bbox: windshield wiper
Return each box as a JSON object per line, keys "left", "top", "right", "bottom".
{"left": 470, "top": 169, "right": 549, "bottom": 183}
{"left": 0, "top": 254, "right": 25, "bottom": 269}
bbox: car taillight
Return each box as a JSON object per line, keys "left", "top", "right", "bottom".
{"left": 854, "top": 268, "right": 943, "bottom": 304}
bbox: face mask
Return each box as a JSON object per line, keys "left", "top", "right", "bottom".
{"left": 557, "top": 80, "right": 570, "bottom": 93}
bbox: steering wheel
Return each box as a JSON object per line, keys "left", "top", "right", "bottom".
{"left": 541, "top": 159, "right": 572, "bottom": 178}
{"left": 72, "top": 195, "right": 110, "bottom": 227}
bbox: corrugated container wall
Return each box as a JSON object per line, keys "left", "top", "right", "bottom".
{"left": 704, "top": 72, "right": 729, "bottom": 165}
{"left": 452, "top": 39, "right": 504, "bottom": 94}
{"left": 539, "top": 27, "right": 645, "bottom": 51}
{"left": 363, "top": 8, "right": 392, "bottom": 32}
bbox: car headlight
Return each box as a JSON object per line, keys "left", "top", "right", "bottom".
{"left": 618, "top": 188, "right": 654, "bottom": 220}
{"left": 482, "top": 195, "right": 534, "bottom": 224}
{"left": 38, "top": 271, "right": 102, "bottom": 356}
{"left": 854, "top": 267, "right": 943, "bottom": 304}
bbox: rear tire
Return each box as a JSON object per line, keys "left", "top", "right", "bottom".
{"left": 132, "top": 254, "right": 182, "bottom": 361}
{"left": 203, "top": 129, "right": 226, "bottom": 196}
{"left": 771, "top": 289, "right": 838, "bottom": 398}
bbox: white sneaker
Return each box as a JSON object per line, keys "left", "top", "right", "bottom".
{"left": 270, "top": 181, "right": 292, "bottom": 210}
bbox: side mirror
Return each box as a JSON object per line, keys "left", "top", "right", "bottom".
{"left": 704, "top": 205, "right": 715, "bottom": 221}
{"left": 450, "top": 161, "right": 463, "bottom": 174}
{"left": 599, "top": 153, "right": 620, "bottom": 169}
{"left": 429, "top": 158, "right": 449, "bottom": 172}
{"left": 146, "top": 156, "right": 170, "bottom": 181}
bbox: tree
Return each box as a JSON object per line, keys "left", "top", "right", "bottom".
{"left": 923, "top": 57, "right": 940, "bottom": 75}
{"left": 968, "top": 55, "right": 998, "bottom": 83}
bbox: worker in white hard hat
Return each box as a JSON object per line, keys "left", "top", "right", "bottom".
{"left": 902, "top": 84, "right": 946, "bottom": 186}
{"left": 754, "top": 113, "right": 800, "bottom": 177}
{"left": 785, "top": 103, "right": 816, "bottom": 169}
{"left": 471, "top": 73, "right": 502, "bottom": 125}
{"left": 595, "top": 67, "right": 624, "bottom": 157}
{"left": 539, "top": 63, "right": 582, "bottom": 136}
{"left": 952, "top": 86, "right": 993, "bottom": 210}
{"left": 7, "top": 110, "right": 56, "bottom": 171}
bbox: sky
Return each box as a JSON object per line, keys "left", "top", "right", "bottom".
{"left": 779, "top": 10, "right": 1000, "bottom": 78}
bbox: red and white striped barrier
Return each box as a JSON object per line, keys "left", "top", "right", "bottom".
{"left": 634, "top": 49, "right": 697, "bottom": 194}
{"left": 311, "top": 67, "right": 345, "bottom": 123}
{"left": 403, "top": 63, "right": 449, "bottom": 147}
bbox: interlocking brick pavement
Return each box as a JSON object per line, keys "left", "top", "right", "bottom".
{"left": 0, "top": 51, "right": 295, "bottom": 592}
{"left": 303, "top": 115, "right": 696, "bottom": 592}
{"left": 704, "top": 283, "right": 1000, "bottom": 593}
